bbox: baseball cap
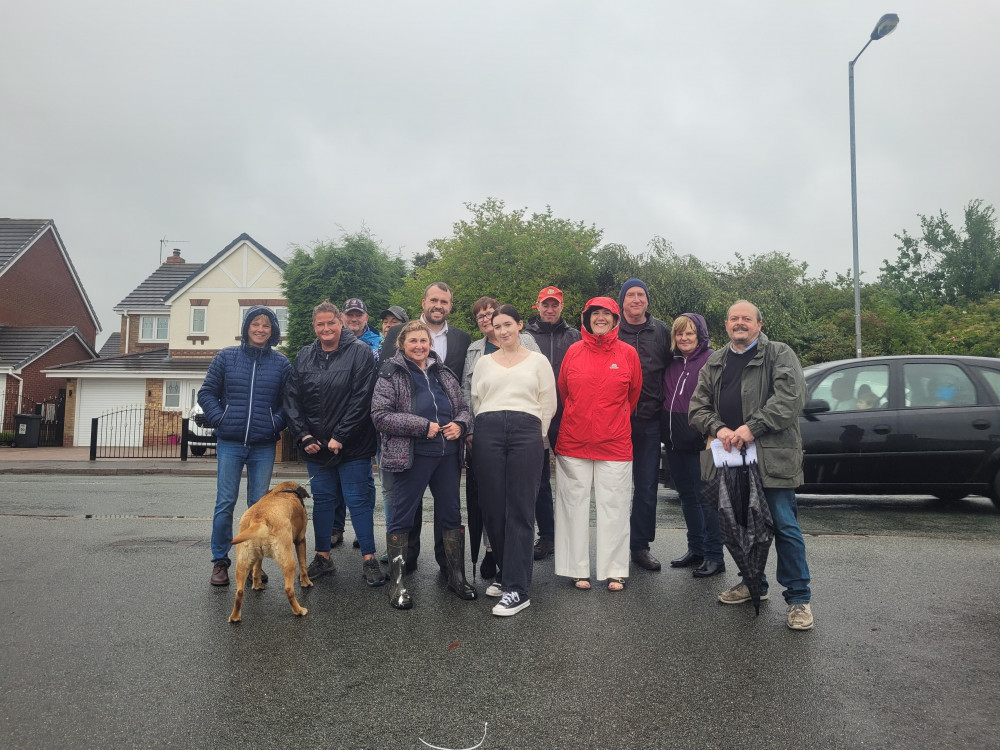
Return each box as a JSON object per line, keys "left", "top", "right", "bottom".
{"left": 343, "top": 298, "right": 367, "bottom": 313}
{"left": 533, "top": 286, "right": 564, "bottom": 308}
{"left": 380, "top": 305, "right": 410, "bottom": 323}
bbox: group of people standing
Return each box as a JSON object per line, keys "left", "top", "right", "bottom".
{"left": 198, "top": 280, "right": 814, "bottom": 629}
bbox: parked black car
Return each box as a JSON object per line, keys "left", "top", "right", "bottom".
{"left": 800, "top": 355, "right": 1000, "bottom": 507}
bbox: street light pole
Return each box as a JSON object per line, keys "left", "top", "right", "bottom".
{"left": 849, "top": 13, "right": 899, "bottom": 358}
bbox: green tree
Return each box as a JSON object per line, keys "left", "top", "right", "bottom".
{"left": 281, "top": 231, "right": 407, "bottom": 357}
{"left": 713, "top": 252, "right": 811, "bottom": 346}
{"left": 403, "top": 198, "right": 602, "bottom": 333}
{"left": 918, "top": 298, "right": 1000, "bottom": 357}
{"left": 878, "top": 199, "right": 1000, "bottom": 309}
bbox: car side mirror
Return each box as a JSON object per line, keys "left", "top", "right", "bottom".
{"left": 802, "top": 399, "right": 831, "bottom": 417}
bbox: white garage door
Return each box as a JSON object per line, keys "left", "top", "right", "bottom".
{"left": 74, "top": 379, "right": 146, "bottom": 446}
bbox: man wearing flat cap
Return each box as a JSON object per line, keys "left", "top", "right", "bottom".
{"left": 380, "top": 305, "right": 409, "bottom": 339}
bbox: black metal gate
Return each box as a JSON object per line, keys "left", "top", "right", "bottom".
{"left": 89, "top": 405, "right": 183, "bottom": 459}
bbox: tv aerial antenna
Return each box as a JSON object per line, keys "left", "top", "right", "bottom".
{"left": 159, "top": 236, "right": 190, "bottom": 264}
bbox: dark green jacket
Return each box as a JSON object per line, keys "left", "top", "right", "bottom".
{"left": 688, "top": 333, "right": 805, "bottom": 488}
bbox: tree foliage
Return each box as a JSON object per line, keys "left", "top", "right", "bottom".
{"left": 280, "top": 231, "right": 406, "bottom": 357}
{"left": 281, "top": 197, "right": 1000, "bottom": 364}
{"left": 401, "top": 198, "right": 602, "bottom": 333}
{"left": 878, "top": 199, "right": 1000, "bottom": 310}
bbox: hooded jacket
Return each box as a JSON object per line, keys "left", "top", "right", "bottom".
{"left": 197, "top": 305, "right": 290, "bottom": 445}
{"left": 662, "top": 313, "right": 713, "bottom": 452}
{"left": 555, "top": 297, "right": 642, "bottom": 462}
{"left": 371, "top": 350, "right": 472, "bottom": 472}
{"left": 283, "top": 326, "right": 378, "bottom": 464}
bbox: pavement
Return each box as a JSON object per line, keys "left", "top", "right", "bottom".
{"left": 1, "top": 448, "right": 998, "bottom": 749}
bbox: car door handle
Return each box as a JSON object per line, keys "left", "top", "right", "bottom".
{"left": 972, "top": 419, "right": 991, "bottom": 430}
{"left": 873, "top": 424, "right": 892, "bottom": 434}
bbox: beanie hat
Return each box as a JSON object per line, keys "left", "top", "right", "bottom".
{"left": 619, "top": 278, "right": 650, "bottom": 307}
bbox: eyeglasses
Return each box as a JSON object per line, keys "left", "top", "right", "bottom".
{"left": 475, "top": 311, "right": 495, "bottom": 322}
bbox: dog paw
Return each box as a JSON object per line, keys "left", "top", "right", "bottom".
{"left": 228, "top": 615, "right": 242, "bottom": 623}
{"left": 296, "top": 607, "right": 308, "bottom": 617}
{"left": 300, "top": 578, "right": 314, "bottom": 588}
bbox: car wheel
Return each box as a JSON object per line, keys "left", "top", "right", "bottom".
{"left": 190, "top": 446, "right": 207, "bottom": 456}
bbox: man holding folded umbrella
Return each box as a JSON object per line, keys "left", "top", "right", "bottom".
{"left": 688, "top": 300, "right": 814, "bottom": 631}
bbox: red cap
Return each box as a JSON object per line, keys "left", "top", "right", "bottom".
{"left": 532, "top": 286, "right": 563, "bottom": 308}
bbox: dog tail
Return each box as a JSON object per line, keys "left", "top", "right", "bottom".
{"left": 230, "top": 521, "right": 269, "bottom": 546}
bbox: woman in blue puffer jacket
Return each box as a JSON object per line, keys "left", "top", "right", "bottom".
{"left": 198, "top": 305, "right": 290, "bottom": 587}
{"left": 661, "top": 313, "right": 725, "bottom": 578}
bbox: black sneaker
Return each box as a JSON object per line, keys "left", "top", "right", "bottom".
{"left": 307, "top": 553, "right": 335, "bottom": 579}
{"left": 362, "top": 557, "right": 386, "bottom": 587}
{"left": 330, "top": 529, "right": 344, "bottom": 548}
{"left": 492, "top": 590, "right": 530, "bottom": 617}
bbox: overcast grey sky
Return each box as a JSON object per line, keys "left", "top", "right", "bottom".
{"left": 3, "top": 1, "right": 997, "bottom": 347}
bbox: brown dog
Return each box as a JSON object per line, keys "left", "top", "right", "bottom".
{"left": 228, "top": 481, "right": 313, "bottom": 622}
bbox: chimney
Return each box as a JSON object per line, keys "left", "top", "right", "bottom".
{"left": 165, "top": 248, "right": 184, "bottom": 264}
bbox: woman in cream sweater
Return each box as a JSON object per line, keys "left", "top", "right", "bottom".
{"left": 470, "top": 304, "right": 556, "bottom": 617}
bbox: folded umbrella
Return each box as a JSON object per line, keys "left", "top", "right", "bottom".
{"left": 465, "top": 452, "right": 483, "bottom": 576}
{"left": 704, "top": 449, "right": 774, "bottom": 614}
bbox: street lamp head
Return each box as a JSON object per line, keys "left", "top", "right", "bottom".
{"left": 871, "top": 13, "right": 899, "bottom": 41}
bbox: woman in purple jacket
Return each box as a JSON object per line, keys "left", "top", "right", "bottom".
{"left": 371, "top": 320, "right": 476, "bottom": 609}
{"left": 662, "top": 313, "right": 725, "bottom": 577}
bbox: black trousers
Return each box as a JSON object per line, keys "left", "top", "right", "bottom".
{"left": 472, "top": 411, "right": 545, "bottom": 598}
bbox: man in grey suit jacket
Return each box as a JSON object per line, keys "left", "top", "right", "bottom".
{"left": 378, "top": 282, "right": 472, "bottom": 572}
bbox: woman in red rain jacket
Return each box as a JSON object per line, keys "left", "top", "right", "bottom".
{"left": 554, "top": 297, "right": 642, "bottom": 592}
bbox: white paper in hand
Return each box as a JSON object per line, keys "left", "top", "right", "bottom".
{"left": 709, "top": 439, "right": 758, "bottom": 467}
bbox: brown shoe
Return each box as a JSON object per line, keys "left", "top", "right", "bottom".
{"left": 631, "top": 548, "right": 662, "bottom": 571}
{"left": 330, "top": 529, "right": 344, "bottom": 548}
{"left": 210, "top": 561, "right": 230, "bottom": 586}
{"left": 533, "top": 538, "right": 554, "bottom": 560}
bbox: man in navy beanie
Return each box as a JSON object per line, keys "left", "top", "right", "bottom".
{"left": 618, "top": 278, "right": 671, "bottom": 571}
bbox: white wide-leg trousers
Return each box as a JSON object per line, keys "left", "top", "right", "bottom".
{"left": 554, "top": 455, "right": 632, "bottom": 581}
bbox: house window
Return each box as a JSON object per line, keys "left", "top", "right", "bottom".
{"left": 139, "top": 315, "right": 169, "bottom": 341}
{"left": 190, "top": 306, "right": 208, "bottom": 334}
{"left": 164, "top": 380, "right": 182, "bottom": 409}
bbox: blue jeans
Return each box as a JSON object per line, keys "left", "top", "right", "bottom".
{"left": 666, "top": 449, "right": 723, "bottom": 562}
{"left": 211, "top": 439, "right": 276, "bottom": 564}
{"left": 308, "top": 457, "right": 377, "bottom": 556}
{"left": 751, "top": 487, "right": 811, "bottom": 604}
{"left": 628, "top": 417, "right": 662, "bottom": 550}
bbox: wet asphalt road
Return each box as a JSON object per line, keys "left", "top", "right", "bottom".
{"left": 1, "top": 475, "right": 998, "bottom": 750}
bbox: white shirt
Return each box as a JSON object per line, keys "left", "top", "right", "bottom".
{"left": 421, "top": 315, "right": 449, "bottom": 363}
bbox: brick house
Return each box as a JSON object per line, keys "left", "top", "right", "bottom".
{"left": 46, "top": 233, "right": 287, "bottom": 447}
{"left": 0, "top": 219, "right": 100, "bottom": 441}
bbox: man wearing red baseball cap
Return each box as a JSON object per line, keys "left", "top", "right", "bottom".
{"left": 526, "top": 285, "right": 581, "bottom": 560}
